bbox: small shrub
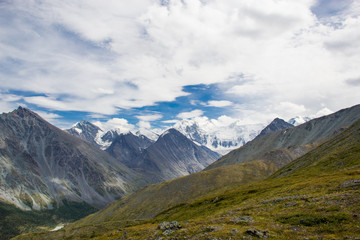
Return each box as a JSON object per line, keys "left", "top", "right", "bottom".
{"left": 325, "top": 206, "right": 341, "bottom": 212}
{"left": 276, "top": 213, "right": 348, "bottom": 227}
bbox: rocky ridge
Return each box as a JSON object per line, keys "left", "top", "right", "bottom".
{"left": 0, "top": 107, "right": 145, "bottom": 210}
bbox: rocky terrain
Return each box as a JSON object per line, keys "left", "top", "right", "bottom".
{"left": 129, "top": 128, "right": 221, "bottom": 182}
{"left": 257, "top": 117, "right": 294, "bottom": 137}
{"left": 0, "top": 107, "right": 145, "bottom": 211}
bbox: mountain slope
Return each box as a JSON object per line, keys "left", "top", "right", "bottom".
{"left": 0, "top": 107, "right": 145, "bottom": 211}
{"left": 206, "top": 104, "right": 360, "bottom": 170}
{"left": 131, "top": 128, "right": 221, "bottom": 182}
{"left": 105, "top": 132, "right": 153, "bottom": 167}
{"left": 55, "top": 158, "right": 278, "bottom": 227}
{"left": 18, "top": 117, "right": 360, "bottom": 240}
{"left": 258, "top": 117, "right": 293, "bottom": 137}
{"left": 65, "top": 121, "right": 103, "bottom": 148}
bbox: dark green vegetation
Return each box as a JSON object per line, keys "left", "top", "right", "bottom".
{"left": 14, "top": 117, "right": 360, "bottom": 239}
{"left": 0, "top": 201, "right": 97, "bottom": 240}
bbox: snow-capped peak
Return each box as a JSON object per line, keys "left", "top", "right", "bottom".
{"left": 172, "top": 117, "right": 265, "bottom": 155}
{"left": 288, "top": 116, "right": 311, "bottom": 126}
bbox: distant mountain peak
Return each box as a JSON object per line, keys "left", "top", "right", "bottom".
{"left": 258, "top": 118, "right": 293, "bottom": 137}
{"left": 159, "top": 128, "right": 181, "bottom": 138}
{"left": 66, "top": 120, "right": 104, "bottom": 148}
{"left": 11, "top": 106, "right": 38, "bottom": 118}
{"left": 288, "top": 116, "right": 311, "bottom": 126}
{"left": 173, "top": 118, "right": 265, "bottom": 155}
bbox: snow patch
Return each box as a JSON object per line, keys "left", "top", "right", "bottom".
{"left": 74, "top": 127, "right": 82, "bottom": 134}
{"left": 51, "top": 225, "right": 64, "bottom": 231}
{"left": 288, "top": 116, "right": 311, "bottom": 126}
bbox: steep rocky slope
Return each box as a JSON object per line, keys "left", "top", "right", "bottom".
{"left": 105, "top": 132, "right": 153, "bottom": 167}
{"left": 130, "top": 129, "right": 221, "bottom": 182}
{"left": 206, "top": 104, "right": 360, "bottom": 170}
{"left": 0, "top": 107, "right": 145, "bottom": 211}
{"left": 65, "top": 121, "right": 103, "bottom": 148}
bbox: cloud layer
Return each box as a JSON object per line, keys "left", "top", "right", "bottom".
{"left": 0, "top": 0, "right": 359, "bottom": 126}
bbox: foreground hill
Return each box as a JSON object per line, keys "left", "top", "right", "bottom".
{"left": 206, "top": 104, "right": 360, "bottom": 170}
{"left": 16, "top": 115, "right": 360, "bottom": 239}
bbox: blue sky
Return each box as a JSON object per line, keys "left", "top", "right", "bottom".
{"left": 0, "top": 0, "right": 359, "bottom": 131}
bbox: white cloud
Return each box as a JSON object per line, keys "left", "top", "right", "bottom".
{"left": 0, "top": 0, "right": 359, "bottom": 124}
{"left": 137, "top": 120, "right": 151, "bottom": 129}
{"left": 206, "top": 100, "right": 233, "bottom": 107}
{"left": 162, "top": 119, "right": 179, "bottom": 124}
{"left": 312, "top": 107, "right": 333, "bottom": 118}
{"left": 93, "top": 118, "right": 135, "bottom": 132}
{"left": 0, "top": 93, "right": 22, "bottom": 113}
{"left": 177, "top": 109, "right": 204, "bottom": 119}
{"left": 135, "top": 114, "right": 162, "bottom": 129}
{"left": 34, "top": 111, "right": 62, "bottom": 121}
{"left": 136, "top": 114, "right": 163, "bottom": 122}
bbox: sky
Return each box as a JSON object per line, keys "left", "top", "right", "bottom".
{"left": 0, "top": 0, "right": 359, "bottom": 132}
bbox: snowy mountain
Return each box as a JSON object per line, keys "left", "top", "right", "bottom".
{"left": 173, "top": 117, "right": 265, "bottom": 155}
{"left": 66, "top": 121, "right": 103, "bottom": 148}
{"left": 67, "top": 122, "right": 159, "bottom": 150}
{"left": 288, "top": 116, "right": 311, "bottom": 126}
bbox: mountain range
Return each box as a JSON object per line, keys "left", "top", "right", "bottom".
{"left": 0, "top": 107, "right": 220, "bottom": 239}
{"left": 0, "top": 107, "right": 221, "bottom": 210}
{"left": 2, "top": 104, "right": 360, "bottom": 239}
{"left": 172, "top": 118, "right": 266, "bottom": 154}
{"left": 206, "top": 104, "right": 360, "bottom": 170}
{"left": 105, "top": 128, "right": 220, "bottom": 182}
{"left": 16, "top": 104, "right": 360, "bottom": 240}
{"left": 66, "top": 115, "right": 307, "bottom": 156}
{"left": 67, "top": 118, "right": 267, "bottom": 155}
{"left": 61, "top": 104, "right": 360, "bottom": 226}
{"left": 0, "top": 107, "right": 146, "bottom": 212}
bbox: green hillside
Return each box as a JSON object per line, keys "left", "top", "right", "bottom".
{"left": 14, "top": 119, "right": 360, "bottom": 239}
{"left": 0, "top": 201, "right": 96, "bottom": 240}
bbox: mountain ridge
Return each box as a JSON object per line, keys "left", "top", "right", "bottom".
{"left": 131, "top": 128, "right": 221, "bottom": 183}
{"left": 0, "top": 107, "right": 145, "bottom": 211}
{"left": 258, "top": 117, "right": 294, "bottom": 137}
{"left": 206, "top": 104, "right": 360, "bottom": 170}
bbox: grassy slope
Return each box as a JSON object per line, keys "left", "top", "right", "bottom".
{"left": 14, "top": 120, "right": 360, "bottom": 239}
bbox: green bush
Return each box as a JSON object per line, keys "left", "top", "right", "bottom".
{"left": 276, "top": 213, "right": 348, "bottom": 227}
